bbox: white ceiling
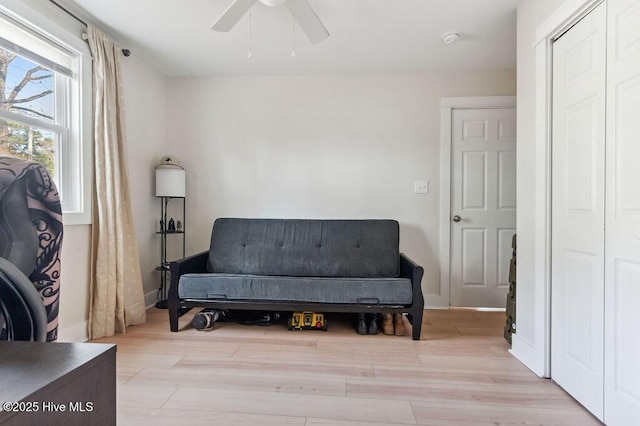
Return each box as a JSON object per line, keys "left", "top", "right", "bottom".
{"left": 63, "top": 0, "right": 522, "bottom": 77}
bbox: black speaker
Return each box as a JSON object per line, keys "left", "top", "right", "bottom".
{"left": 192, "top": 309, "right": 220, "bottom": 331}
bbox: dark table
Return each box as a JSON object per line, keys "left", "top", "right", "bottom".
{"left": 0, "top": 341, "right": 116, "bottom": 425}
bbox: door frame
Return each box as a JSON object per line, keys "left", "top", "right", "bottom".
{"left": 437, "top": 96, "right": 517, "bottom": 309}
{"left": 508, "top": 0, "right": 605, "bottom": 379}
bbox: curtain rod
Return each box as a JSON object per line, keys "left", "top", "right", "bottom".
{"left": 49, "top": 0, "right": 131, "bottom": 57}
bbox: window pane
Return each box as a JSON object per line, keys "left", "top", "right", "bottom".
{"left": 0, "top": 47, "right": 54, "bottom": 123}
{"left": 0, "top": 118, "right": 57, "bottom": 178}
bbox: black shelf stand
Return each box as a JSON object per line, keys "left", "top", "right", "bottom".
{"left": 156, "top": 196, "right": 185, "bottom": 309}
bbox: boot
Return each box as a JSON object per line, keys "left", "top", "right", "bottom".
{"left": 368, "top": 314, "right": 380, "bottom": 335}
{"left": 382, "top": 313, "right": 394, "bottom": 335}
{"left": 356, "top": 313, "right": 367, "bottom": 335}
{"left": 394, "top": 313, "right": 405, "bottom": 336}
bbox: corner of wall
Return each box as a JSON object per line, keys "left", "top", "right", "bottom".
{"left": 57, "top": 320, "right": 89, "bottom": 343}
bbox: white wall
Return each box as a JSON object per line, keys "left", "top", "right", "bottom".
{"left": 121, "top": 56, "right": 170, "bottom": 308}
{"left": 514, "top": 0, "right": 570, "bottom": 376}
{"left": 57, "top": 225, "right": 91, "bottom": 341}
{"left": 167, "top": 70, "right": 516, "bottom": 301}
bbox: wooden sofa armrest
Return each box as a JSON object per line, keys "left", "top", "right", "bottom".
{"left": 400, "top": 253, "right": 425, "bottom": 340}
{"left": 168, "top": 250, "right": 208, "bottom": 331}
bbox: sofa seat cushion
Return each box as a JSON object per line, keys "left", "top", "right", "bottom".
{"left": 178, "top": 273, "right": 413, "bottom": 305}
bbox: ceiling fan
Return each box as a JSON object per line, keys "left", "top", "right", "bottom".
{"left": 212, "top": 0, "right": 329, "bottom": 44}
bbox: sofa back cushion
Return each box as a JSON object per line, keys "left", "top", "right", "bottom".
{"left": 207, "top": 218, "right": 400, "bottom": 278}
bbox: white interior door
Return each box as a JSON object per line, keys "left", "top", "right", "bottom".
{"left": 450, "top": 108, "right": 516, "bottom": 308}
{"left": 604, "top": 0, "right": 640, "bottom": 423}
{"left": 551, "top": 3, "right": 606, "bottom": 420}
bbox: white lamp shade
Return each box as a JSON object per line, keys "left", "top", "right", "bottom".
{"left": 155, "top": 167, "right": 185, "bottom": 197}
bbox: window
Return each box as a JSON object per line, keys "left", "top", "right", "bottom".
{"left": 0, "top": 47, "right": 64, "bottom": 184}
{"left": 0, "top": 6, "right": 91, "bottom": 224}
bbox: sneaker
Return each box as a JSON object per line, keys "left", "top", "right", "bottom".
{"left": 356, "top": 313, "right": 367, "bottom": 335}
{"left": 382, "top": 313, "right": 394, "bottom": 335}
{"left": 368, "top": 314, "right": 380, "bottom": 334}
{"left": 394, "top": 313, "right": 405, "bottom": 336}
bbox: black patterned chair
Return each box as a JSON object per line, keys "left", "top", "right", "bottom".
{"left": 0, "top": 156, "right": 63, "bottom": 342}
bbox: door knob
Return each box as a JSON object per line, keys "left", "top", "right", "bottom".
{"left": 452, "top": 215, "right": 462, "bottom": 222}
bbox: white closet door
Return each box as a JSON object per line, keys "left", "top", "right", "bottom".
{"left": 551, "top": 3, "right": 606, "bottom": 420}
{"left": 605, "top": 0, "right": 640, "bottom": 424}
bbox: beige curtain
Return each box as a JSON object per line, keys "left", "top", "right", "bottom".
{"left": 87, "top": 26, "right": 146, "bottom": 339}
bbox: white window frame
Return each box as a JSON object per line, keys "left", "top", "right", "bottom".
{"left": 0, "top": 1, "right": 92, "bottom": 225}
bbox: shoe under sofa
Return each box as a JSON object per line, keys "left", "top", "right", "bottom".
{"left": 169, "top": 218, "right": 424, "bottom": 340}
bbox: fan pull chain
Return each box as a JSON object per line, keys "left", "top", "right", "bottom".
{"left": 291, "top": 0, "right": 296, "bottom": 57}
{"left": 248, "top": 0, "right": 252, "bottom": 58}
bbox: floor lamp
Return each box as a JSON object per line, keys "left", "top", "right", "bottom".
{"left": 155, "top": 156, "right": 186, "bottom": 309}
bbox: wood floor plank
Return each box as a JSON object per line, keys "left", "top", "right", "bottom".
{"left": 373, "top": 364, "right": 547, "bottom": 387}
{"left": 117, "top": 384, "right": 178, "bottom": 409}
{"left": 116, "top": 365, "right": 143, "bottom": 385}
{"left": 306, "top": 418, "right": 416, "bottom": 426}
{"left": 101, "top": 338, "right": 239, "bottom": 356}
{"left": 117, "top": 407, "right": 306, "bottom": 426}
{"left": 454, "top": 327, "right": 504, "bottom": 336}
{"left": 116, "top": 352, "right": 184, "bottom": 369}
{"left": 411, "top": 400, "right": 601, "bottom": 426}
{"left": 128, "top": 367, "right": 347, "bottom": 396}
{"left": 173, "top": 355, "right": 376, "bottom": 379}
{"left": 347, "top": 377, "right": 576, "bottom": 408}
{"left": 232, "top": 344, "right": 423, "bottom": 367}
{"left": 417, "top": 353, "right": 530, "bottom": 372}
{"left": 96, "top": 308, "right": 599, "bottom": 425}
{"left": 163, "top": 387, "right": 418, "bottom": 424}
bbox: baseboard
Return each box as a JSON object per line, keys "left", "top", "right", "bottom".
{"left": 145, "top": 290, "right": 159, "bottom": 309}
{"left": 424, "top": 294, "right": 449, "bottom": 309}
{"left": 57, "top": 320, "right": 88, "bottom": 343}
{"left": 510, "top": 334, "right": 546, "bottom": 378}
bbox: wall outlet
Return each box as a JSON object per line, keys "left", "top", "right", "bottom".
{"left": 414, "top": 180, "right": 429, "bottom": 194}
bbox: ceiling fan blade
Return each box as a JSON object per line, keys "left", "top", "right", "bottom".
{"left": 212, "top": 0, "right": 259, "bottom": 32}
{"left": 284, "top": 0, "right": 329, "bottom": 44}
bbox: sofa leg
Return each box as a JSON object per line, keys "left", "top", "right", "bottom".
{"left": 411, "top": 308, "right": 423, "bottom": 341}
{"left": 169, "top": 305, "right": 179, "bottom": 332}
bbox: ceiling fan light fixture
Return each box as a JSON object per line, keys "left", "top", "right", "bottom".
{"left": 260, "top": 0, "right": 287, "bottom": 7}
{"left": 442, "top": 32, "right": 460, "bottom": 44}
{"left": 212, "top": 0, "right": 329, "bottom": 44}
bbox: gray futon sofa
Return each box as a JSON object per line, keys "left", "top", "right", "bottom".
{"left": 168, "top": 218, "right": 424, "bottom": 340}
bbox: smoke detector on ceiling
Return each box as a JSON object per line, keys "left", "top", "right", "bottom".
{"left": 442, "top": 32, "right": 460, "bottom": 44}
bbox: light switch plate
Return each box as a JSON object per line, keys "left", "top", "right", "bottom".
{"left": 414, "top": 180, "right": 429, "bottom": 194}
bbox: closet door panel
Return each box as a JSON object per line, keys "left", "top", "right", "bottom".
{"left": 605, "top": 1, "right": 640, "bottom": 423}
{"left": 551, "top": 4, "right": 606, "bottom": 420}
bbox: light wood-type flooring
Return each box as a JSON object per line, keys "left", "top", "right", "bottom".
{"left": 92, "top": 308, "right": 601, "bottom": 425}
